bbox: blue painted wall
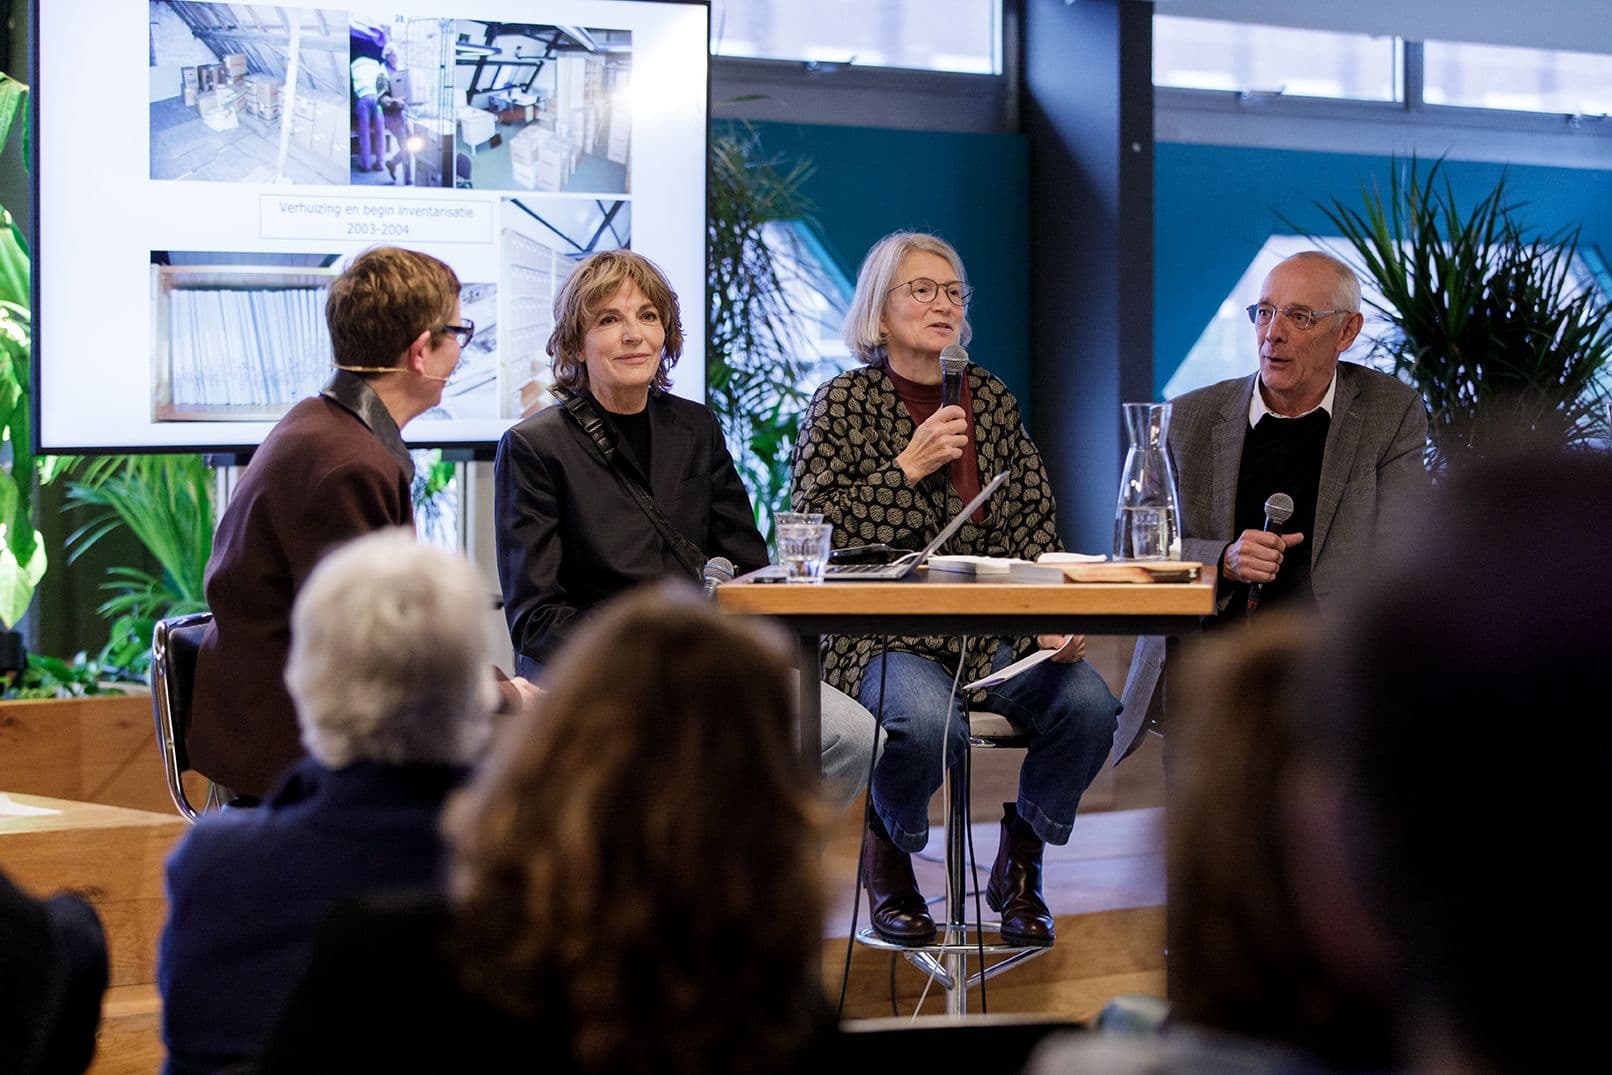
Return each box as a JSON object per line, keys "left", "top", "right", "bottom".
{"left": 1154, "top": 143, "right": 1612, "bottom": 397}
{"left": 749, "top": 122, "right": 1034, "bottom": 408}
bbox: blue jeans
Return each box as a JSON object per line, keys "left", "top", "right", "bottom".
{"left": 857, "top": 643, "right": 1120, "bottom": 853}
{"left": 355, "top": 95, "right": 383, "bottom": 169}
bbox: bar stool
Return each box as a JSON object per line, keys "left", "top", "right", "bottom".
{"left": 855, "top": 710, "right": 1053, "bottom": 1014}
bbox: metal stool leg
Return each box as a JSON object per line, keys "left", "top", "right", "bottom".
{"left": 854, "top": 716, "right": 1051, "bottom": 1016}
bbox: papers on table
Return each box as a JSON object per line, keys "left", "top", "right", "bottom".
{"left": 927, "top": 551, "right": 1108, "bottom": 577}
{"left": 927, "top": 555, "right": 1020, "bottom": 575}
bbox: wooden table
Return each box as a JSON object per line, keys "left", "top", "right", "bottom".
{"left": 716, "top": 570, "right": 1215, "bottom": 761}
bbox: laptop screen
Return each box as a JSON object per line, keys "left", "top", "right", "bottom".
{"left": 906, "top": 468, "right": 1012, "bottom": 567}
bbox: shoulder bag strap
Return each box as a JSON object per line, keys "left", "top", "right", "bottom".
{"left": 554, "top": 388, "right": 706, "bottom": 579}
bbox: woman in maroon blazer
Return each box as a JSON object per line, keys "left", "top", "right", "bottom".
{"left": 188, "top": 246, "right": 471, "bottom": 798}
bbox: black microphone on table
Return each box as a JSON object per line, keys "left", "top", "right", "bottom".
{"left": 703, "top": 556, "right": 735, "bottom": 599}
{"left": 1246, "top": 492, "right": 1294, "bottom": 616}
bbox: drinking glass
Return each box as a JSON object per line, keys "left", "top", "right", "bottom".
{"left": 777, "top": 522, "right": 832, "bottom": 583}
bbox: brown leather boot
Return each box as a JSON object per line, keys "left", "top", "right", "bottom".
{"left": 860, "top": 815, "right": 935, "bottom": 947}
{"left": 985, "top": 803, "right": 1055, "bottom": 947}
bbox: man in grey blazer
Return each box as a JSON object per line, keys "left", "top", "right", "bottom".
{"left": 1115, "top": 251, "right": 1428, "bottom": 762}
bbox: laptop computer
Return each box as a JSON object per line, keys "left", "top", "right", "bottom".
{"left": 759, "top": 469, "right": 1010, "bottom": 582}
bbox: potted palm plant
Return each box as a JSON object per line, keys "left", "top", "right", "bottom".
{"left": 1313, "top": 158, "right": 1612, "bottom": 473}
{"left": 706, "top": 123, "right": 827, "bottom": 546}
{"left": 62, "top": 454, "right": 214, "bottom": 678}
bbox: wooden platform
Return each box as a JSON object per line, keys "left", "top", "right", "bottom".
{"left": 0, "top": 692, "right": 206, "bottom": 816}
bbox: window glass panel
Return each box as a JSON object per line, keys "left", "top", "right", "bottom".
{"left": 710, "top": 0, "right": 1000, "bottom": 75}
{"left": 1153, "top": 15, "right": 1399, "bottom": 102}
{"left": 1424, "top": 41, "right": 1612, "bottom": 116}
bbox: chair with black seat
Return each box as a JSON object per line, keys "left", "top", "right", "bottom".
{"left": 855, "top": 709, "right": 1052, "bottom": 1014}
{"left": 150, "top": 611, "right": 215, "bottom": 822}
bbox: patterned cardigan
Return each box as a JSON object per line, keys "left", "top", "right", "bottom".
{"left": 791, "top": 363, "right": 1063, "bottom": 700}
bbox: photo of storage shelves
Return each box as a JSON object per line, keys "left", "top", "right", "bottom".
{"left": 151, "top": 250, "right": 495, "bottom": 422}
{"left": 454, "top": 22, "right": 631, "bottom": 195}
{"left": 150, "top": 2, "right": 351, "bottom": 185}
{"left": 499, "top": 196, "right": 630, "bottom": 418}
{"left": 349, "top": 15, "right": 459, "bottom": 188}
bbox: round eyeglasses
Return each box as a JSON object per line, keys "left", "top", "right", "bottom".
{"left": 889, "top": 277, "right": 974, "bottom": 307}
{"left": 1245, "top": 304, "right": 1348, "bottom": 331}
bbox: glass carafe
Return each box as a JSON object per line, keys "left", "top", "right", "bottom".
{"left": 1113, "top": 402, "right": 1182, "bottom": 561}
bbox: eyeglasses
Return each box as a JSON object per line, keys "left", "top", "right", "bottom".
{"left": 440, "top": 320, "right": 475, "bottom": 347}
{"left": 1245, "top": 304, "right": 1349, "bottom": 331}
{"left": 889, "top": 277, "right": 973, "bottom": 307}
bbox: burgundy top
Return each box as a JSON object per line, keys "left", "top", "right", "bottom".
{"left": 884, "top": 362, "right": 984, "bottom": 521}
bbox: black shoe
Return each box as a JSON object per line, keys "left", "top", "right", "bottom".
{"left": 985, "top": 803, "right": 1055, "bottom": 947}
{"left": 860, "top": 816, "right": 935, "bottom": 947}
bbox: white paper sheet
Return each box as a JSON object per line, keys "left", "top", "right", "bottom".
{"left": 962, "top": 646, "right": 1060, "bottom": 691}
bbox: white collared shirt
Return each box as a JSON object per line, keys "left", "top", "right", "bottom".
{"left": 1249, "top": 371, "right": 1338, "bottom": 429}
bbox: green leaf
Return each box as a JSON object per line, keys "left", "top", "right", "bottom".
{"left": 0, "top": 530, "right": 45, "bottom": 629}
{"left": 0, "top": 75, "right": 25, "bottom": 166}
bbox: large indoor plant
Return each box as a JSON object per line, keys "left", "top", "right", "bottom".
{"left": 0, "top": 70, "right": 43, "bottom": 653}
{"left": 1313, "top": 158, "right": 1612, "bottom": 473}
{"left": 706, "top": 123, "right": 824, "bottom": 545}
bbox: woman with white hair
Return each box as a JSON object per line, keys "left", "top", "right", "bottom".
{"left": 158, "top": 529, "right": 495, "bottom": 1075}
{"left": 791, "top": 231, "right": 1120, "bottom": 950}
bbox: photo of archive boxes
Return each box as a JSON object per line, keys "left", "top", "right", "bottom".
{"left": 181, "top": 52, "right": 249, "bottom": 132}
{"left": 241, "top": 74, "right": 283, "bottom": 121}
{"left": 504, "top": 54, "right": 624, "bottom": 192}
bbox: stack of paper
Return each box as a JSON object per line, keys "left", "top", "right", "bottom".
{"left": 926, "top": 555, "right": 1024, "bottom": 576}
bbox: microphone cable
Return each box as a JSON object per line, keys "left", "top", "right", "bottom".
{"left": 837, "top": 635, "right": 892, "bottom": 1021}
{"left": 956, "top": 639, "right": 990, "bottom": 1015}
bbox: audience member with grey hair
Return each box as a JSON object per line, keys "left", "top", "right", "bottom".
{"left": 158, "top": 529, "right": 496, "bottom": 1075}
{"left": 288, "top": 529, "right": 496, "bottom": 770}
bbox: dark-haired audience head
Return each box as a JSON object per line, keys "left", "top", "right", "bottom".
{"left": 1168, "top": 611, "right": 1398, "bottom": 1071}
{"left": 1287, "top": 448, "right": 1612, "bottom": 1074}
{"left": 546, "top": 248, "right": 684, "bottom": 394}
{"left": 325, "top": 245, "right": 461, "bottom": 370}
{"left": 444, "top": 582, "right": 822, "bottom": 1074}
{"left": 286, "top": 528, "right": 496, "bottom": 769}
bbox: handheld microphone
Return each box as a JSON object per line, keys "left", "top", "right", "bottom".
{"left": 1246, "top": 492, "right": 1294, "bottom": 616}
{"left": 939, "top": 344, "right": 968, "bottom": 409}
{"left": 702, "top": 556, "right": 735, "bottom": 599}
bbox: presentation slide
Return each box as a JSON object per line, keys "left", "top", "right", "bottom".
{"left": 33, "top": 0, "right": 709, "bottom": 453}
